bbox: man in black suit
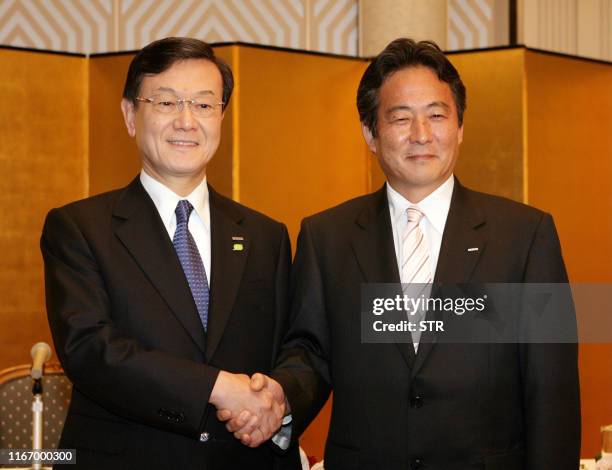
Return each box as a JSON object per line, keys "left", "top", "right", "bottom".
{"left": 41, "top": 37, "right": 298, "bottom": 469}
{"left": 226, "top": 38, "right": 581, "bottom": 468}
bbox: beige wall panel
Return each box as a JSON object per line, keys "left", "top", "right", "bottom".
{"left": 0, "top": 0, "right": 115, "bottom": 54}
{"left": 448, "top": 0, "right": 497, "bottom": 50}
{"left": 492, "top": 0, "right": 510, "bottom": 46}
{"left": 576, "top": 0, "right": 612, "bottom": 62}
{"left": 360, "top": 0, "right": 446, "bottom": 56}
{"left": 236, "top": 45, "right": 369, "bottom": 243}
{"left": 0, "top": 49, "right": 87, "bottom": 369}
{"left": 117, "top": 0, "right": 308, "bottom": 53}
{"left": 308, "top": 0, "right": 358, "bottom": 55}
{"left": 519, "top": 0, "right": 612, "bottom": 61}
{"left": 525, "top": 50, "right": 612, "bottom": 458}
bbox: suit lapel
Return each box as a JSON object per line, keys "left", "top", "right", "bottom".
{"left": 351, "top": 186, "right": 417, "bottom": 367}
{"left": 433, "top": 181, "right": 487, "bottom": 284}
{"left": 205, "top": 187, "right": 249, "bottom": 360}
{"left": 411, "top": 179, "right": 487, "bottom": 377}
{"left": 351, "top": 187, "right": 400, "bottom": 284}
{"left": 113, "top": 178, "right": 207, "bottom": 354}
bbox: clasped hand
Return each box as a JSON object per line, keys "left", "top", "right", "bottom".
{"left": 210, "top": 371, "right": 286, "bottom": 447}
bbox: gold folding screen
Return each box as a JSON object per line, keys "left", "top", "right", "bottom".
{"left": 88, "top": 54, "right": 139, "bottom": 195}
{"left": 524, "top": 51, "right": 612, "bottom": 458}
{"left": 229, "top": 45, "right": 370, "bottom": 241}
{"left": 1, "top": 44, "right": 610, "bottom": 459}
{"left": 0, "top": 49, "right": 86, "bottom": 373}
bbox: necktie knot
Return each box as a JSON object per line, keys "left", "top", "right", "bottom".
{"left": 407, "top": 207, "right": 424, "bottom": 224}
{"left": 175, "top": 200, "right": 194, "bottom": 225}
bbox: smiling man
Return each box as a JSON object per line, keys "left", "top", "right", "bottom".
{"left": 41, "top": 37, "right": 299, "bottom": 469}
{"left": 229, "top": 38, "right": 581, "bottom": 469}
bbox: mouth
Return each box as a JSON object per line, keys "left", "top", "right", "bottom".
{"left": 167, "top": 139, "right": 199, "bottom": 147}
{"left": 406, "top": 154, "right": 435, "bottom": 161}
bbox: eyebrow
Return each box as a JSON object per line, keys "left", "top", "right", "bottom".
{"left": 386, "top": 101, "right": 451, "bottom": 114}
{"left": 153, "top": 87, "right": 215, "bottom": 96}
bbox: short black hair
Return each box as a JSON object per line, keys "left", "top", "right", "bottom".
{"left": 357, "top": 38, "right": 466, "bottom": 137}
{"left": 123, "top": 37, "right": 234, "bottom": 111}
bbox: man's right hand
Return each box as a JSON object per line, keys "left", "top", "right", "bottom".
{"left": 210, "top": 371, "right": 285, "bottom": 447}
{"left": 216, "top": 373, "right": 288, "bottom": 447}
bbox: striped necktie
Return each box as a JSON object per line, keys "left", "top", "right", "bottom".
{"left": 401, "top": 208, "right": 433, "bottom": 349}
{"left": 173, "top": 200, "right": 209, "bottom": 331}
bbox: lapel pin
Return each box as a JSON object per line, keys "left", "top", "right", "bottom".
{"left": 233, "top": 243, "right": 244, "bottom": 252}
{"left": 467, "top": 247, "right": 479, "bottom": 252}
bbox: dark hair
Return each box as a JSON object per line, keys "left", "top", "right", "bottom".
{"left": 357, "top": 38, "right": 466, "bottom": 137}
{"left": 123, "top": 37, "right": 234, "bottom": 111}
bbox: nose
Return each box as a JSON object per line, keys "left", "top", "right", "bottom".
{"left": 173, "top": 102, "right": 197, "bottom": 131}
{"left": 409, "top": 117, "right": 432, "bottom": 144}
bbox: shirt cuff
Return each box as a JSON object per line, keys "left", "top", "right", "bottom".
{"left": 271, "top": 414, "right": 293, "bottom": 449}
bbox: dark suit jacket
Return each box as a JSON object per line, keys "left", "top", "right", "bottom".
{"left": 41, "top": 177, "right": 301, "bottom": 470}
{"left": 272, "top": 180, "right": 580, "bottom": 470}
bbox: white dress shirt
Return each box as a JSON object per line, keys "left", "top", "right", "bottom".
{"left": 387, "top": 175, "right": 454, "bottom": 281}
{"left": 140, "top": 170, "right": 211, "bottom": 284}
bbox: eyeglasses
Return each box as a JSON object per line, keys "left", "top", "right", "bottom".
{"left": 135, "top": 94, "right": 224, "bottom": 117}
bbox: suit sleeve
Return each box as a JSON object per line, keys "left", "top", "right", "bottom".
{"left": 271, "top": 223, "right": 292, "bottom": 364}
{"left": 521, "top": 213, "right": 581, "bottom": 469}
{"left": 271, "top": 219, "right": 332, "bottom": 440}
{"left": 41, "top": 206, "right": 220, "bottom": 438}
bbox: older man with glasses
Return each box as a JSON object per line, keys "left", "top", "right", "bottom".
{"left": 41, "top": 37, "right": 299, "bottom": 470}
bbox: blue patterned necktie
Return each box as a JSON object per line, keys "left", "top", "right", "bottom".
{"left": 173, "top": 200, "right": 209, "bottom": 331}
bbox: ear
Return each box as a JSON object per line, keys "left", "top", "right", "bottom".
{"left": 121, "top": 98, "right": 136, "bottom": 137}
{"left": 457, "top": 123, "right": 464, "bottom": 145}
{"left": 361, "top": 123, "right": 377, "bottom": 154}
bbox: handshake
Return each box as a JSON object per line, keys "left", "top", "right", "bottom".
{"left": 210, "top": 371, "right": 289, "bottom": 448}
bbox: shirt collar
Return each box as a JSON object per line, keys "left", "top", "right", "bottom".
{"left": 386, "top": 175, "right": 454, "bottom": 235}
{"left": 139, "top": 169, "right": 210, "bottom": 230}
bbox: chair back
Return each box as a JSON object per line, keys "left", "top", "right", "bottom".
{"left": 0, "top": 363, "right": 71, "bottom": 450}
